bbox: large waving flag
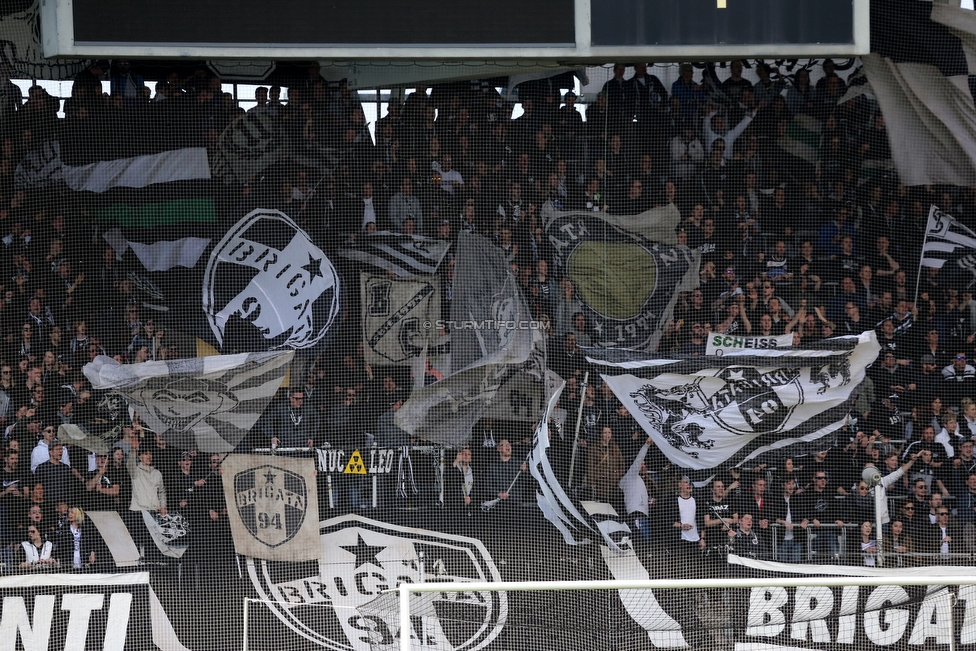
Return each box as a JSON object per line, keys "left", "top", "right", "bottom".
{"left": 394, "top": 232, "right": 539, "bottom": 446}
{"left": 107, "top": 208, "right": 342, "bottom": 354}
{"left": 586, "top": 332, "right": 880, "bottom": 471}
{"left": 83, "top": 350, "right": 293, "bottom": 452}
{"left": 16, "top": 146, "right": 217, "bottom": 225}
{"left": 543, "top": 202, "right": 699, "bottom": 352}
{"left": 863, "top": 0, "right": 976, "bottom": 186}
{"left": 338, "top": 232, "right": 451, "bottom": 278}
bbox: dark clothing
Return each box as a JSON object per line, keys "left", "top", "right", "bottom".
{"left": 34, "top": 461, "right": 76, "bottom": 506}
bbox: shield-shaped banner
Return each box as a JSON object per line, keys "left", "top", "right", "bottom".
{"left": 221, "top": 455, "right": 319, "bottom": 561}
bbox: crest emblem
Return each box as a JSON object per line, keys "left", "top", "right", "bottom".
{"left": 233, "top": 465, "right": 309, "bottom": 548}
{"left": 247, "top": 514, "right": 506, "bottom": 651}
{"left": 203, "top": 208, "right": 340, "bottom": 351}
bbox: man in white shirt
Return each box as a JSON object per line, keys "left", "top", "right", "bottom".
{"left": 436, "top": 155, "right": 463, "bottom": 196}
{"left": 666, "top": 475, "right": 705, "bottom": 576}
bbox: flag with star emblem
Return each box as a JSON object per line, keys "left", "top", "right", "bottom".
{"left": 587, "top": 331, "right": 881, "bottom": 471}
{"left": 542, "top": 201, "right": 700, "bottom": 352}
{"left": 108, "top": 207, "right": 342, "bottom": 354}
{"left": 220, "top": 454, "right": 320, "bottom": 561}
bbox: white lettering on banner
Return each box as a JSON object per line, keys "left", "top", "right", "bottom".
{"left": 0, "top": 593, "right": 131, "bottom": 651}
{"left": 706, "top": 333, "right": 793, "bottom": 355}
{"left": 0, "top": 595, "right": 54, "bottom": 651}
{"left": 62, "top": 594, "right": 103, "bottom": 651}
{"left": 789, "top": 587, "right": 832, "bottom": 643}
{"left": 740, "top": 585, "right": 963, "bottom": 647}
{"left": 962, "top": 586, "right": 976, "bottom": 644}
{"left": 316, "top": 448, "right": 346, "bottom": 473}
{"left": 317, "top": 448, "right": 398, "bottom": 475}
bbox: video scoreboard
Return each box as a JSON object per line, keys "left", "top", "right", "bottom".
{"left": 43, "top": 0, "right": 867, "bottom": 59}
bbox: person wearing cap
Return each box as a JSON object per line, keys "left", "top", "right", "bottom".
{"left": 943, "top": 351, "right": 976, "bottom": 397}
{"left": 915, "top": 353, "right": 945, "bottom": 406}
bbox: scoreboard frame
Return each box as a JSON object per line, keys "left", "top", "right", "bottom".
{"left": 42, "top": 0, "right": 869, "bottom": 60}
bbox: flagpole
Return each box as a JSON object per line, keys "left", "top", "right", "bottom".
{"left": 912, "top": 248, "right": 926, "bottom": 309}
{"left": 913, "top": 206, "right": 937, "bottom": 308}
{"left": 567, "top": 371, "right": 589, "bottom": 489}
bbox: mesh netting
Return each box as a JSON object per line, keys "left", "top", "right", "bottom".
{"left": 1, "top": 3, "right": 976, "bottom": 648}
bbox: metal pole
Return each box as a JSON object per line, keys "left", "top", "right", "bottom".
{"left": 875, "top": 493, "right": 885, "bottom": 568}
{"left": 438, "top": 449, "right": 445, "bottom": 508}
{"left": 399, "top": 583, "right": 412, "bottom": 651}
{"left": 567, "top": 371, "right": 589, "bottom": 488}
{"left": 242, "top": 598, "right": 249, "bottom": 651}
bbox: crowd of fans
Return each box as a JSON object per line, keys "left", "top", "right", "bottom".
{"left": 0, "top": 56, "right": 973, "bottom": 573}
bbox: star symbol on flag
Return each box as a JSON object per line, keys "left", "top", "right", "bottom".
{"left": 340, "top": 534, "right": 386, "bottom": 569}
{"left": 263, "top": 470, "right": 277, "bottom": 484}
{"left": 302, "top": 254, "right": 323, "bottom": 280}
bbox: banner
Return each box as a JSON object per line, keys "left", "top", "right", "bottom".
{"left": 705, "top": 333, "right": 794, "bottom": 356}
{"left": 361, "top": 273, "right": 441, "bottom": 366}
{"left": 221, "top": 454, "right": 320, "bottom": 562}
{"left": 0, "top": 572, "right": 185, "bottom": 651}
{"left": 0, "top": 0, "right": 91, "bottom": 80}
{"left": 724, "top": 555, "right": 969, "bottom": 647}
{"left": 338, "top": 232, "right": 451, "bottom": 278}
{"left": 587, "top": 331, "right": 880, "bottom": 470}
{"left": 210, "top": 111, "right": 285, "bottom": 186}
{"left": 542, "top": 202, "right": 699, "bottom": 352}
{"left": 863, "top": 0, "right": 976, "bottom": 186}
{"left": 83, "top": 350, "right": 293, "bottom": 452}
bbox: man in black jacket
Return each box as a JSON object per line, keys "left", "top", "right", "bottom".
{"left": 795, "top": 469, "right": 845, "bottom": 559}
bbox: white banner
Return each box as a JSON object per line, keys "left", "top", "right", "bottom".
{"left": 590, "top": 332, "right": 880, "bottom": 470}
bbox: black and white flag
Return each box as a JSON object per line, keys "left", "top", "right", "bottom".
{"left": 338, "top": 231, "right": 450, "bottom": 277}
{"left": 528, "top": 373, "right": 630, "bottom": 552}
{"left": 920, "top": 204, "right": 976, "bottom": 290}
{"left": 863, "top": 0, "right": 976, "bottom": 186}
{"left": 394, "top": 232, "right": 538, "bottom": 446}
{"left": 450, "top": 231, "right": 535, "bottom": 372}
{"left": 394, "top": 362, "right": 522, "bottom": 448}
{"left": 210, "top": 111, "right": 284, "bottom": 186}
{"left": 587, "top": 331, "right": 880, "bottom": 471}
{"left": 543, "top": 202, "right": 699, "bottom": 352}
{"left": 82, "top": 351, "right": 293, "bottom": 452}
{"left": 361, "top": 273, "right": 441, "bottom": 366}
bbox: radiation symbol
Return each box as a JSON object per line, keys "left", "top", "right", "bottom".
{"left": 344, "top": 449, "right": 367, "bottom": 475}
